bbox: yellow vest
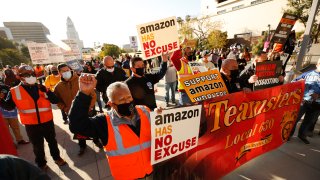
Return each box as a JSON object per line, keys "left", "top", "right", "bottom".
{"left": 177, "top": 58, "right": 193, "bottom": 90}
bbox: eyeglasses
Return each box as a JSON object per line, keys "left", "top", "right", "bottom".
{"left": 20, "top": 73, "right": 35, "bottom": 78}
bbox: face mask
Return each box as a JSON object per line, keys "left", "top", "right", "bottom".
{"left": 106, "top": 68, "right": 114, "bottom": 73}
{"left": 230, "top": 69, "right": 240, "bottom": 80}
{"left": 115, "top": 101, "right": 135, "bottom": 117}
{"left": 135, "top": 68, "right": 145, "bottom": 76}
{"left": 52, "top": 71, "right": 59, "bottom": 75}
{"left": 207, "top": 55, "right": 212, "bottom": 61}
{"left": 24, "top": 76, "right": 37, "bottom": 85}
{"left": 187, "top": 55, "right": 193, "bottom": 61}
{"left": 62, "top": 71, "right": 72, "bottom": 80}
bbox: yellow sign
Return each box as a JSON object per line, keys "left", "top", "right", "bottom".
{"left": 179, "top": 69, "right": 229, "bottom": 102}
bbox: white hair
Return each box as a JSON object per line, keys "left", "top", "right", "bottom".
{"left": 106, "top": 82, "right": 130, "bottom": 102}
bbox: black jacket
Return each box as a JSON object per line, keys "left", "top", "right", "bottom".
{"left": 95, "top": 67, "right": 127, "bottom": 94}
{"left": 239, "top": 63, "right": 256, "bottom": 91}
{"left": 125, "top": 62, "right": 167, "bottom": 110}
{"left": 221, "top": 73, "right": 242, "bottom": 93}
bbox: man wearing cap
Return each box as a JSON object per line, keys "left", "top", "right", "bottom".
{"left": 0, "top": 65, "right": 66, "bottom": 170}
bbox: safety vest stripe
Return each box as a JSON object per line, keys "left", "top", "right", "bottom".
{"left": 105, "top": 141, "right": 151, "bottom": 157}
{"left": 19, "top": 107, "right": 51, "bottom": 114}
{"left": 138, "top": 106, "right": 150, "bottom": 124}
{"left": 14, "top": 87, "right": 22, "bottom": 100}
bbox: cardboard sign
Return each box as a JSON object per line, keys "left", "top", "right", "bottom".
{"left": 271, "top": 13, "right": 297, "bottom": 44}
{"left": 150, "top": 105, "right": 202, "bottom": 164}
{"left": 188, "top": 62, "right": 208, "bottom": 74}
{"left": 129, "top": 36, "right": 138, "bottom": 49}
{"left": 179, "top": 69, "right": 229, "bottom": 102}
{"left": 27, "top": 43, "right": 50, "bottom": 64}
{"left": 154, "top": 81, "right": 304, "bottom": 179}
{"left": 137, "top": 16, "right": 180, "bottom": 59}
{"left": 62, "top": 39, "right": 82, "bottom": 60}
{"left": 254, "top": 61, "right": 283, "bottom": 90}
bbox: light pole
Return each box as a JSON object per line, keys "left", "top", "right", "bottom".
{"left": 267, "top": 24, "right": 271, "bottom": 41}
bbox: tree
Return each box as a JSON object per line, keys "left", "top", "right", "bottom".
{"left": 100, "top": 43, "right": 121, "bottom": 58}
{"left": 0, "top": 37, "right": 30, "bottom": 66}
{"left": 285, "top": 0, "right": 320, "bottom": 43}
{"left": 207, "top": 30, "right": 228, "bottom": 50}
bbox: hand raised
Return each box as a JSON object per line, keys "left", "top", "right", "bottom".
{"left": 79, "top": 73, "right": 97, "bottom": 95}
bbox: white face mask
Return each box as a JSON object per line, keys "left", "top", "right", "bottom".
{"left": 24, "top": 76, "right": 37, "bottom": 85}
{"left": 62, "top": 71, "right": 72, "bottom": 80}
{"left": 106, "top": 68, "right": 114, "bottom": 73}
{"left": 207, "top": 55, "right": 212, "bottom": 61}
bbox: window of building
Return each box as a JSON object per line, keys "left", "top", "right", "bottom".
{"left": 232, "top": 4, "right": 244, "bottom": 10}
{"left": 217, "top": 9, "right": 227, "bottom": 14}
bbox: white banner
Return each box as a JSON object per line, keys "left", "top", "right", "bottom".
{"left": 129, "top": 36, "right": 138, "bottom": 49}
{"left": 27, "top": 43, "right": 50, "bottom": 64}
{"left": 150, "top": 105, "right": 202, "bottom": 164}
{"left": 137, "top": 16, "right": 180, "bottom": 59}
{"left": 47, "top": 43, "right": 64, "bottom": 63}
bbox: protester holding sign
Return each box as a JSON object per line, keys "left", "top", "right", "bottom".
{"left": 125, "top": 56, "right": 167, "bottom": 110}
{"left": 69, "top": 78, "right": 154, "bottom": 179}
{"left": 199, "top": 50, "right": 215, "bottom": 70}
{"left": 290, "top": 58, "right": 320, "bottom": 144}
{"left": 239, "top": 51, "right": 284, "bottom": 91}
{"left": 171, "top": 46, "right": 194, "bottom": 105}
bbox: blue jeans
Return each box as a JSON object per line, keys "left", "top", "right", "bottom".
{"left": 165, "top": 81, "right": 176, "bottom": 103}
{"left": 291, "top": 101, "right": 320, "bottom": 137}
{"left": 179, "top": 91, "right": 192, "bottom": 106}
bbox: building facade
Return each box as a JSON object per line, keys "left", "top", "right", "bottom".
{"left": 66, "top": 17, "right": 84, "bottom": 49}
{"left": 3, "top": 22, "right": 50, "bottom": 43}
{"left": 200, "top": 0, "right": 305, "bottom": 39}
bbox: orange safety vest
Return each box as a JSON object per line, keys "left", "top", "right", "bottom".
{"left": 104, "top": 105, "right": 153, "bottom": 180}
{"left": 177, "top": 58, "right": 193, "bottom": 90}
{"left": 10, "top": 85, "right": 53, "bottom": 125}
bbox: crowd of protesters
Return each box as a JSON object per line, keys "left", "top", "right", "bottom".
{"left": 0, "top": 38, "right": 319, "bottom": 179}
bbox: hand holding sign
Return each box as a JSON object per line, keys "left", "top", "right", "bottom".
{"left": 248, "top": 75, "right": 258, "bottom": 84}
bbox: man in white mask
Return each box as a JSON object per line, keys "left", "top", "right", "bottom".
{"left": 0, "top": 65, "right": 66, "bottom": 171}
{"left": 54, "top": 63, "right": 100, "bottom": 155}
{"left": 96, "top": 56, "right": 127, "bottom": 107}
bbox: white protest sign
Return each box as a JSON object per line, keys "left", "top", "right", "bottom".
{"left": 150, "top": 105, "right": 202, "bottom": 164}
{"left": 62, "top": 39, "right": 81, "bottom": 60}
{"left": 47, "top": 43, "right": 64, "bottom": 63}
{"left": 188, "top": 62, "right": 208, "bottom": 75}
{"left": 27, "top": 43, "right": 50, "bottom": 64}
{"left": 129, "top": 36, "right": 138, "bottom": 49}
{"left": 137, "top": 16, "right": 180, "bottom": 59}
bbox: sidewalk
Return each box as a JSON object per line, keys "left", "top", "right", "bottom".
{"left": 14, "top": 79, "right": 320, "bottom": 180}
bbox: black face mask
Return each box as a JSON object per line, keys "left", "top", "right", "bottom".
{"left": 135, "top": 68, "right": 145, "bottom": 76}
{"left": 230, "top": 69, "right": 240, "bottom": 80}
{"left": 115, "top": 101, "right": 135, "bottom": 117}
{"left": 187, "top": 55, "right": 193, "bottom": 61}
{"left": 52, "top": 71, "right": 58, "bottom": 75}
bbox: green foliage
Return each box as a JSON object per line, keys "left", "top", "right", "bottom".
{"left": 207, "top": 30, "right": 228, "bottom": 49}
{"left": 101, "top": 43, "right": 121, "bottom": 58}
{"left": 0, "top": 48, "right": 29, "bottom": 66}
{"left": 251, "top": 37, "right": 265, "bottom": 56}
{"left": 0, "top": 37, "right": 16, "bottom": 50}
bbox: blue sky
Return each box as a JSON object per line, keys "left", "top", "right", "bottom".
{"left": 0, "top": 0, "right": 200, "bottom": 47}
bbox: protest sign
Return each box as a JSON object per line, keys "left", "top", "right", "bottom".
{"left": 66, "top": 59, "right": 83, "bottom": 72}
{"left": 254, "top": 61, "right": 283, "bottom": 90}
{"left": 179, "top": 69, "right": 228, "bottom": 102}
{"left": 188, "top": 62, "right": 208, "bottom": 74}
{"left": 154, "top": 81, "right": 304, "bottom": 179}
{"left": 137, "top": 16, "right": 179, "bottom": 59}
{"left": 271, "top": 13, "right": 297, "bottom": 44}
{"left": 129, "top": 36, "right": 138, "bottom": 49}
{"left": 62, "top": 39, "right": 82, "bottom": 60}
{"left": 47, "top": 43, "right": 64, "bottom": 63}
{"left": 150, "top": 105, "right": 202, "bottom": 164}
{"left": 27, "top": 43, "right": 50, "bottom": 64}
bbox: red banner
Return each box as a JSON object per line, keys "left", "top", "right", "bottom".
{"left": 156, "top": 81, "right": 304, "bottom": 179}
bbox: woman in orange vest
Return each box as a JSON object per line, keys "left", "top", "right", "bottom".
{"left": 69, "top": 77, "right": 154, "bottom": 180}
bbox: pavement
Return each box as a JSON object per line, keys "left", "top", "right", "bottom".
{"left": 12, "top": 79, "right": 320, "bottom": 180}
